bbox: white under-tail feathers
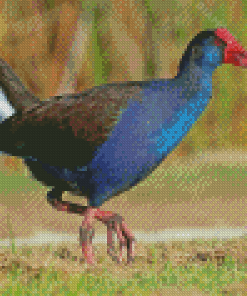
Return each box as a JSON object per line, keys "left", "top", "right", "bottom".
{"left": 0, "top": 86, "right": 16, "bottom": 123}
{"left": 0, "top": 86, "right": 16, "bottom": 156}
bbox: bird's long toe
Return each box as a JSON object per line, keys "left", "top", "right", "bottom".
{"left": 80, "top": 227, "right": 95, "bottom": 264}
{"left": 106, "top": 221, "right": 125, "bottom": 263}
{"left": 96, "top": 211, "right": 135, "bottom": 264}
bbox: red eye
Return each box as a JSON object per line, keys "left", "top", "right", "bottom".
{"left": 215, "top": 38, "right": 222, "bottom": 46}
{"left": 214, "top": 37, "right": 225, "bottom": 47}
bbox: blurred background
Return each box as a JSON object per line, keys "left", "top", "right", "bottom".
{"left": 0, "top": 0, "right": 247, "bottom": 244}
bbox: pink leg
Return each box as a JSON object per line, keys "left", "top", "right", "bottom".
{"left": 50, "top": 200, "right": 98, "bottom": 265}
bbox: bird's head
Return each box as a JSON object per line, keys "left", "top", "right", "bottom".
{"left": 178, "top": 28, "right": 247, "bottom": 76}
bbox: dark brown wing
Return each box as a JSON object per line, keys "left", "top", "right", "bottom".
{"left": 8, "top": 81, "right": 143, "bottom": 169}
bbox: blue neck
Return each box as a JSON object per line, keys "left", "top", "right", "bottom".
{"left": 176, "top": 61, "right": 218, "bottom": 92}
{"left": 144, "top": 68, "right": 215, "bottom": 158}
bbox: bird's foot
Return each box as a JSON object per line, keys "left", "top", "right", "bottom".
{"left": 94, "top": 210, "right": 135, "bottom": 264}
{"left": 80, "top": 207, "right": 135, "bottom": 264}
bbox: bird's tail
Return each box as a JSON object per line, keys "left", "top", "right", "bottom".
{"left": 0, "top": 58, "right": 40, "bottom": 116}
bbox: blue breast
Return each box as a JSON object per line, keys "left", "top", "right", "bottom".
{"left": 86, "top": 78, "right": 212, "bottom": 206}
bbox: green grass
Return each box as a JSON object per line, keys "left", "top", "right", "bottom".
{"left": 0, "top": 236, "right": 246, "bottom": 295}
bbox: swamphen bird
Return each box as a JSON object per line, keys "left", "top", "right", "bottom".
{"left": 0, "top": 28, "right": 246, "bottom": 264}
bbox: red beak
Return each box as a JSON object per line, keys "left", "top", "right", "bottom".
{"left": 215, "top": 28, "right": 247, "bottom": 67}
{"left": 225, "top": 51, "right": 247, "bottom": 67}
